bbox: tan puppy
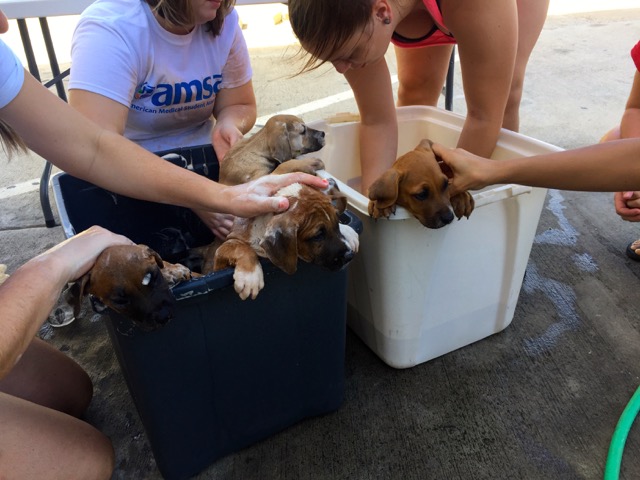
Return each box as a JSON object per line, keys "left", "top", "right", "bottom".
{"left": 219, "top": 114, "right": 326, "bottom": 185}
{"left": 368, "top": 139, "right": 474, "bottom": 229}
{"left": 65, "top": 244, "right": 199, "bottom": 331}
{"left": 208, "top": 181, "right": 359, "bottom": 300}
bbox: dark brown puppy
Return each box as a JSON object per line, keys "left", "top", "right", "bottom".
{"left": 208, "top": 180, "right": 359, "bottom": 300}
{"left": 219, "top": 114, "right": 326, "bottom": 185}
{"left": 368, "top": 139, "right": 474, "bottom": 229}
{"left": 65, "top": 244, "right": 199, "bottom": 331}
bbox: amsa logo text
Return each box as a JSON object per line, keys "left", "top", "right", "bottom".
{"left": 134, "top": 74, "right": 222, "bottom": 106}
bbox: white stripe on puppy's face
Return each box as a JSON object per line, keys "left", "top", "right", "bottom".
{"left": 276, "top": 183, "right": 303, "bottom": 198}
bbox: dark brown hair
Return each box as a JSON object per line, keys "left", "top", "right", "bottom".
{"left": 288, "top": 0, "right": 374, "bottom": 72}
{"left": 0, "top": 120, "right": 27, "bottom": 158}
{"left": 145, "top": 0, "right": 235, "bottom": 36}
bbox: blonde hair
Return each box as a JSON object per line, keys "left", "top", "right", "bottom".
{"left": 0, "top": 120, "right": 27, "bottom": 158}
{"left": 288, "top": 0, "right": 374, "bottom": 72}
{"left": 146, "top": 0, "right": 236, "bottom": 36}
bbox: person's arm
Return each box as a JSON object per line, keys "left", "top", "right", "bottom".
{"left": 0, "top": 226, "right": 132, "bottom": 379}
{"left": 433, "top": 139, "right": 640, "bottom": 194}
{"left": 609, "top": 70, "right": 640, "bottom": 220}
{"left": 4, "top": 71, "right": 327, "bottom": 217}
{"left": 620, "top": 71, "right": 640, "bottom": 138}
{"left": 211, "top": 80, "right": 257, "bottom": 161}
{"left": 68, "top": 88, "right": 128, "bottom": 135}
{"left": 443, "top": 0, "right": 518, "bottom": 156}
{"left": 345, "top": 58, "right": 398, "bottom": 194}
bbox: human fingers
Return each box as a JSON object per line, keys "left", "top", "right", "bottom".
{"left": 432, "top": 143, "right": 476, "bottom": 194}
{"left": 193, "top": 210, "right": 233, "bottom": 240}
{"left": 213, "top": 124, "right": 243, "bottom": 161}
{"left": 44, "top": 226, "right": 133, "bottom": 281}
{"left": 0, "top": 10, "right": 9, "bottom": 34}
{"left": 619, "top": 210, "right": 640, "bottom": 222}
{"left": 266, "top": 172, "right": 329, "bottom": 190}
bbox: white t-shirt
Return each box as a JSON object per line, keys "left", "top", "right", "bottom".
{"left": 70, "top": 0, "right": 252, "bottom": 152}
{"left": 0, "top": 40, "right": 25, "bottom": 109}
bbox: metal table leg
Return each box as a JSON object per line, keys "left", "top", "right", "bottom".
{"left": 17, "top": 17, "right": 68, "bottom": 228}
{"left": 445, "top": 46, "right": 455, "bottom": 112}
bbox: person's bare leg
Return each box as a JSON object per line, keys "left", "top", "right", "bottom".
{"left": 0, "top": 392, "right": 114, "bottom": 480}
{"left": 396, "top": 44, "right": 454, "bottom": 107}
{"left": 503, "top": 0, "right": 550, "bottom": 131}
{"left": 0, "top": 337, "right": 92, "bottom": 417}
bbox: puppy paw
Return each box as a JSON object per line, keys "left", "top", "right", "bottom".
{"left": 339, "top": 223, "right": 360, "bottom": 253}
{"left": 233, "top": 265, "right": 265, "bottom": 300}
{"left": 451, "top": 192, "right": 475, "bottom": 220}
{"left": 162, "top": 262, "right": 198, "bottom": 287}
{"left": 368, "top": 200, "right": 396, "bottom": 220}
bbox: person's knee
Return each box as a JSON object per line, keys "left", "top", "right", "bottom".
{"left": 397, "top": 79, "right": 441, "bottom": 107}
{"left": 85, "top": 430, "right": 116, "bottom": 480}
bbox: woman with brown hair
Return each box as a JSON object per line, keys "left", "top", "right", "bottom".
{"left": 70, "top": 0, "right": 257, "bottom": 239}
{"left": 288, "top": 0, "right": 548, "bottom": 194}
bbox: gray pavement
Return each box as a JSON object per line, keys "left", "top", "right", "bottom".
{"left": 2, "top": 5, "right": 640, "bottom": 480}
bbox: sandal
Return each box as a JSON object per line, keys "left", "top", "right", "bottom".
{"left": 626, "top": 238, "right": 640, "bottom": 261}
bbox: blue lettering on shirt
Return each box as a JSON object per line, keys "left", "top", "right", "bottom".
{"left": 138, "top": 74, "right": 223, "bottom": 107}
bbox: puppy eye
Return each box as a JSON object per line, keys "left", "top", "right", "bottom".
{"left": 309, "top": 227, "right": 326, "bottom": 241}
{"left": 413, "top": 188, "right": 430, "bottom": 201}
{"left": 110, "top": 290, "right": 130, "bottom": 307}
{"left": 301, "top": 125, "right": 307, "bottom": 134}
{"left": 442, "top": 179, "right": 449, "bottom": 192}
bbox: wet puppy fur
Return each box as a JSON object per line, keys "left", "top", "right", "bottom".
{"left": 64, "top": 244, "right": 197, "bottom": 331}
{"left": 368, "top": 139, "right": 474, "bottom": 229}
{"left": 209, "top": 179, "right": 359, "bottom": 300}
{"left": 219, "top": 114, "right": 326, "bottom": 186}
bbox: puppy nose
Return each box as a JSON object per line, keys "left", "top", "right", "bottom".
{"left": 150, "top": 302, "right": 175, "bottom": 326}
{"left": 333, "top": 249, "right": 355, "bottom": 269}
{"left": 440, "top": 209, "right": 454, "bottom": 225}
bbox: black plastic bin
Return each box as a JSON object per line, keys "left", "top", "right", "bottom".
{"left": 51, "top": 145, "right": 363, "bottom": 480}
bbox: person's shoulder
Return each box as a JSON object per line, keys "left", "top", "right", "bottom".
{"left": 80, "top": 0, "right": 147, "bottom": 24}
{"left": 220, "top": 8, "right": 240, "bottom": 34}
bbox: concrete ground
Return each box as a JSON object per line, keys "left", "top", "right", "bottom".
{"left": 1, "top": 3, "right": 640, "bottom": 480}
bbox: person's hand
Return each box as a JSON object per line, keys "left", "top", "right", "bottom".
{"left": 212, "top": 120, "right": 244, "bottom": 162}
{"left": 193, "top": 209, "right": 234, "bottom": 240}
{"left": 38, "top": 225, "right": 133, "bottom": 283}
{"left": 431, "top": 143, "right": 495, "bottom": 194}
{"left": 614, "top": 191, "right": 640, "bottom": 222}
{"left": 222, "top": 173, "right": 330, "bottom": 218}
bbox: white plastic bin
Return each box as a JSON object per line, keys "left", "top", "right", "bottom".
{"left": 311, "top": 106, "right": 562, "bottom": 369}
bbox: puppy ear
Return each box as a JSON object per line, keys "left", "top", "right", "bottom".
{"left": 268, "top": 121, "right": 293, "bottom": 162}
{"left": 368, "top": 168, "right": 401, "bottom": 212}
{"left": 416, "top": 138, "right": 434, "bottom": 153}
{"left": 63, "top": 273, "right": 91, "bottom": 319}
{"left": 260, "top": 216, "right": 299, "bottom": 275}
{"left": 323, "top": 178, "right": 348, "bottom": 213}
{"left": 141, "top": 244, "right": 164, "bottom": 268}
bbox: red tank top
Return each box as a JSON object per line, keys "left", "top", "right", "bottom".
{"left": 632, "top": 41, "right": 640, "bottom": 71}
{"left": 390, "top": 0, "right": 456, "bottom": 49}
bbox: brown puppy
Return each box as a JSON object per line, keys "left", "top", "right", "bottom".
{"left": 368, "top": 139, "right": 474, "bottom": 229}
{"left": 65, "top": 244, "right": 199, "bottom": 331}
{"left": 209, "top": 180, "right": 359, "bottom": 300}
{"left": 219, "top": 114, "right": 326, "bottom": 185}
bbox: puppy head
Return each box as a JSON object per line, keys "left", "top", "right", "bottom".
{"left": 65, "top": 244, "right": 177, "bottom": 331}
{"left": 265, "top": 114, "right": 326, "bottom": 161}
{"left": 369, "top": 139, "right": 471, "bottom": 229}
{"left": 259, "top": 183, "right": 357, "bottom": 274}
